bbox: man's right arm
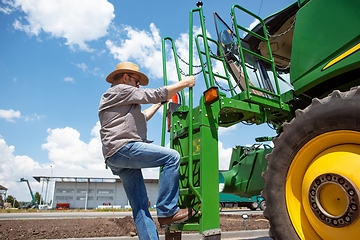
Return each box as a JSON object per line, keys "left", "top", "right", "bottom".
{"left": 166, "top": 76, "right": 196, "bottom": 99}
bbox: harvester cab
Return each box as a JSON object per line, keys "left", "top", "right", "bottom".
{"left": 213, "top": 2, "right": 297, "bottom": 95}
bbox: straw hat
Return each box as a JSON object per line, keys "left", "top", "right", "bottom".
{"left": 106, "top": 62, "right": 149, "bottom": 86}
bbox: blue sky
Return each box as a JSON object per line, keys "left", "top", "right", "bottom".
{"left": 0, "top": 0, "right": 295, "bottom": 202}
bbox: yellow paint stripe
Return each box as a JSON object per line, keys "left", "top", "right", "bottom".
{"left": 255, "top": 219, "right": 269, "bottom": 222}
{"left": 322, "top": 42, "right": 360, "bottom": 71}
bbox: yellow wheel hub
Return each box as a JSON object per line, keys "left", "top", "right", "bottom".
{"left": 318, "top": 182, "right": 348, "bottom": 217}
{"left": 286, "top": 131, "right": 360, "bottom": 240}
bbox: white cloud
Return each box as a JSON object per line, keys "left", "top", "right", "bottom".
{"left": 219, "top": 125, "right": 237, "bottom": 135}
{"left": 89, "top": 67, "right": 105, "bottom": 78}
{"left": 106, "top": 23, "right": 163, "bottom": 79}
{"left": 0, "top": 121, "right": 153, "bottom": 202}
{"left": 218, "top": 141, "right": 233, "bottom": 170}
{"left": 0, "top": 137, "right": 42, "bottom": 201}
{"left": 0, "top": 0, "right": 15, "bottom": 14}
{"left": 41, "top": 122, "right": 104, "bottom": 170}
{"left": 248, "top": 19, "right": 260, "bottom": 30}
{"left": 74, "top": 62, "right": 104, "bottom": 77}
{"left": 243, "top": 19, "right": 260, "bottom": 37}
{"left": 106, "top": 24, "right": 209, "bottom": 84}
{"left": 9, "top": 0, "right": 115, "bottom": 51}
{"left": 167, "top": 26, "right": 211, "bottom": 82}
{"left": 64, "top": 77, "right": 74, "bottom": 83}
{"left": 24, "top": 113, "right": 45, "bottom": 121}
{"left": 0, "top": 122, "right": 106, "bottom": 202}
{"left": 75, "top": 63, "right": 88, "bottom": 71}
{"left": 0, "top": 109, "right": 44, "bottom": 122}
{"left": 0, "top": 109, "right": 21, "bottom": 122}
{"left": 40, "top": 122, "right": 159, "bottom": 182}
{"left": 249, "top": 19, "right": 260, "bottom": 31}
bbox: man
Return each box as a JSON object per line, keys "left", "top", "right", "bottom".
{"left": 98, "top": 62, "right": 196, "bottom": 240}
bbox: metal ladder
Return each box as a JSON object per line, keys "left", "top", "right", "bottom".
{"left": 161, "top": 4, "right": 221, "bottom": 239}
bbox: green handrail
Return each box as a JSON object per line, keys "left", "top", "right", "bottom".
{"left": 161, "top": 37, "right": 186, "bottom": 148}
{"left": 188, "top": 7, "right": 203, "bottom": 203}
{"left": 161, "top": 27, "right": 202, "bottom": 202}
{"left": 195, "top": 34, "right": 236, "bottom": 97}
{"left": 231, "top": 4, "right": 282, "bottom": 104}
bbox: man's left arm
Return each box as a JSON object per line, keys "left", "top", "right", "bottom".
{"left": 143, "top": 102, "right": 164, "bottom": 121}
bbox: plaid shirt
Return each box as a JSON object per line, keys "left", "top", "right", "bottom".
{"left": 99, "top": 84, "right": 168, "bottom": 161}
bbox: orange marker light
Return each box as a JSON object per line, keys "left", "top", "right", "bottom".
{"left": 204, "top": 87, "right": 219, "bottom": 104}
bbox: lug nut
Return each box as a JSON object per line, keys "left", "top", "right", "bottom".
{"left": 338, "top": 178, "right": 345, "bottom": 185}
{"left": 350, "top": 204, "right": 357, "bottom": 211}
{"left": 348, "top": 189, "right": 355, "bottom": 196}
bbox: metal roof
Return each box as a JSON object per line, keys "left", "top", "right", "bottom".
{"left": 32, "top": 168, "right": 159, "bottom": 183}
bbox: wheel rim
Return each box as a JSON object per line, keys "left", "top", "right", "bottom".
{"left": 308, "top": 173, "right": 359, "bottom": 227}
{"left": 286, "top": 130, "right": 360, "bottom": 240}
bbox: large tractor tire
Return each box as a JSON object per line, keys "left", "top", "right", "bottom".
{"left": 262, "top": 88, "right": 360, "bottom": 240}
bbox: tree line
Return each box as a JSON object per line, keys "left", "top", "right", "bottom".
{"left": 1, "top": 192, "right": 46, "bottom": 208}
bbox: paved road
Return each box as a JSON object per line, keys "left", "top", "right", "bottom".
{"left": 0, "top": 209, "right": 263, "bottom": 220}
{"left": 221, "top": 209, "right": 264, "bottom": 215}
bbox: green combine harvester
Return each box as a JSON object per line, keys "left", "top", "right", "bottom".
{"left": 160, "top": 0, "right": 360, "bottom": 239}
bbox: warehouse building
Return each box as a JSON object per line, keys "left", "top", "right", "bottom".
{"left": 33, "top": 169, "right": 159, "bottom": 209}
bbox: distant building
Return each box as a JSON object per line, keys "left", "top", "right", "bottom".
{"left": 33, "top": 169, "right": 159, "bottom": 209}
{"left": 0, "top": 184, "right": 7, "bottom": 202}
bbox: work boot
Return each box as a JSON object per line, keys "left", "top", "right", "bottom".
{"left": 158, "top": 208, "right": 196, "bottom": 228}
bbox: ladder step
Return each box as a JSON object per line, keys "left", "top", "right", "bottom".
{"left": 172, "top": 123, "right": 200, "bottom": 140}
{"left": 179, "top": 187, "right": 201, "bottom": 196}
{"left": 180, "top": 154, "right": 200, "bottom": 165}
{"left": 168, "top": 222, "right": 200, "bottom": 231}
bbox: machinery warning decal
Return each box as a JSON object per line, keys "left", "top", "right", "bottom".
{"left": 193, "top": 138, "right": 201, "bottom": 155}
{"left": 322, "top": 42, "right": 360, "bottom": 71}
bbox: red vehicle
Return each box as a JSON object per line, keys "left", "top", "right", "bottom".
{"left": 56, "top": 203, "right": 70, "bottom": 210}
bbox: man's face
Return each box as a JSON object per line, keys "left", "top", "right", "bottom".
{"left": 125, "top": 73, "right": 140, "bottom": 88}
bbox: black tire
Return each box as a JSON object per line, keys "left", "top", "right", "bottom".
{"left": 262, "top": 88, "right": 360, "bottom": 240}
{"left": 219, "top": 203, "right": 223, "bottom": 212}
{"left": 260, "top": 200, "right": 266, "bottom": 211}
{"left": 249, "top": 201, "right": 259, "bottom": 211}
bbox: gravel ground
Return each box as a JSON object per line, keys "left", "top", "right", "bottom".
{"left": 0, "top": 214, "right": 269, "bottom": 239}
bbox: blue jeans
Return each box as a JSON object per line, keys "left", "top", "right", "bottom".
{"left": 107, "top": 141, "right": 181, "bottom": 240}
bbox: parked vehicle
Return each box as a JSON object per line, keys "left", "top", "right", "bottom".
{"left": 219, "top": 192, "right": 265, "bottom": 211}
{"left": 56, "top": 203, "right": 70, "bottom": 210}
